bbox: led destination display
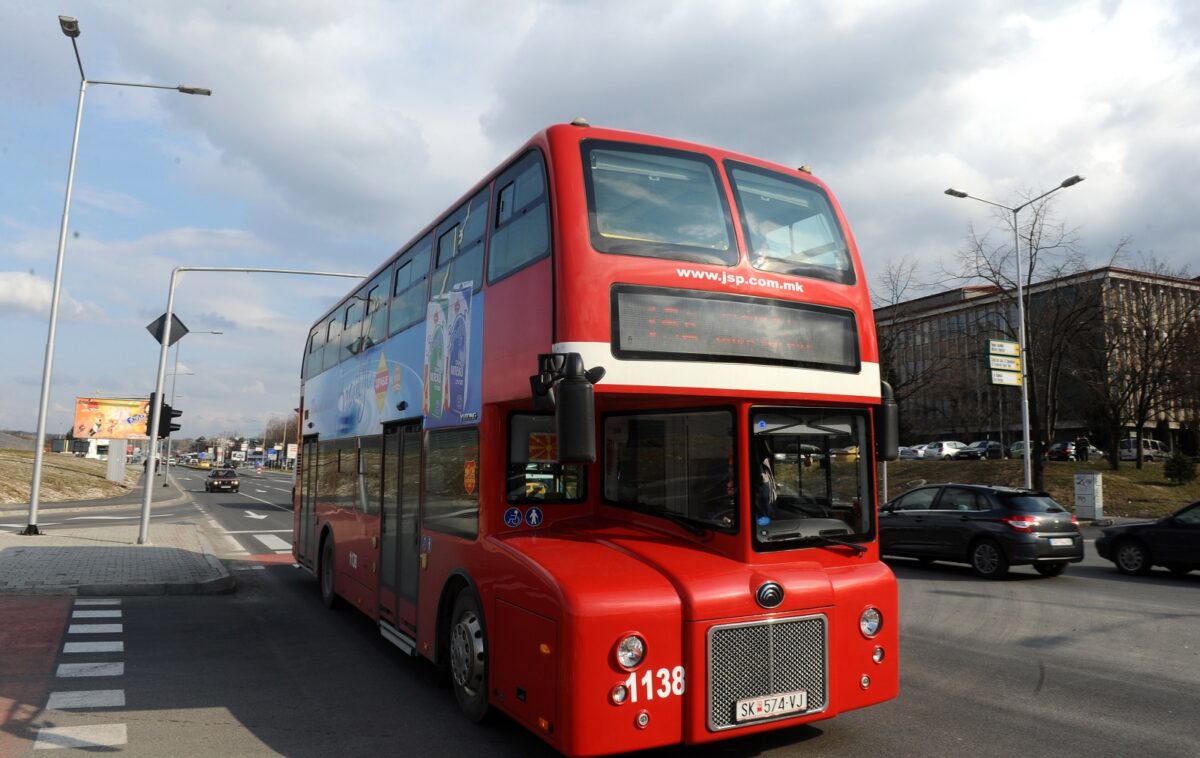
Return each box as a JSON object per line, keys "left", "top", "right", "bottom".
{"left": 613, "top": 286, "right": 859, "bottom": 371}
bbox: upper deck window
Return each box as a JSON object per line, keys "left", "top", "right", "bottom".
{"left": 583, "top": 141, "right": 737, "bottom": 265}
{"left": 727, "top": 161, "right": 855, "bottom": 285}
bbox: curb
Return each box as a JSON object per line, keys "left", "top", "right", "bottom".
{"left": 0, "top": 477, "right": 192, "bottom": 519}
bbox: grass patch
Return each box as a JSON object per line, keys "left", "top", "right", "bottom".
{"left": 0, "top": 449, "right": 142, "bottom": 505}
{"left": 880, "top": 459, "right": 1199, "bottom": 519}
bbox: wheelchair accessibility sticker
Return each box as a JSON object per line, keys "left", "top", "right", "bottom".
{"left": 503, "top": 507, "right": 523, "bottom": 528}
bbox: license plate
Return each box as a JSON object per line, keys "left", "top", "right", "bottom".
{"left": 1049, "top": 537, "right": 1073, "bottom": 547}
{"left": 735, "top": 689, "right": 807, "bottom": 722}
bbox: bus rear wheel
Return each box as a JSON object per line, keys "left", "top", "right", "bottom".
{"left": 319, "top": 536, "right": 340, "bottom": 609}
{"left": 449, "top": 591, "right": 489, "bottom": 722}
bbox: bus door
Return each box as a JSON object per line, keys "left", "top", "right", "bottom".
{"left": 379, "top": 422, "right": 422, "bottom": 632}
{"left": 298, "top": 435, "right": 319, "bottom": 568}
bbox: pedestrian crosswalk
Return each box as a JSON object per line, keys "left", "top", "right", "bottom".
{"left": 35, "top": 598, "right": 127, "bottom": 750}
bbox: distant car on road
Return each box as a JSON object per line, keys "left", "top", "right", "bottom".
{"left": 1095, "top": 501, "right": 1200, "bottom": 575}
{"left": 879, "top": 483, "right": 1084, "bottom": 578}
{"left": 897, "top": 446, "right": 922, "bottom": 460}
{"left": 205, "top": 468, "right": 240, "bottom": 493}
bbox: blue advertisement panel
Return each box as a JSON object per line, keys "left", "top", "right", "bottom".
{"left": 304, "top": 289, "right": 484, "bottom": 438}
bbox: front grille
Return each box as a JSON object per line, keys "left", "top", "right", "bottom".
{"left": 707, "top": 614, "right": 828, "bottom": 730}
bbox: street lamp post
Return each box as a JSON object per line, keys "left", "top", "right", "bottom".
{"left": 22, "top": 16, "right": 210, "bottom": 536}
{"left": 944, "top": 175, "right": 1085, "bottom": 489}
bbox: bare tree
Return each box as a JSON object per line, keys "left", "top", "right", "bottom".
{"left": 1081, "top": 260, "right": 1200, "bottom": 470}
{"left": 944, "top": 196, "right": 1092, "bottom": 489}
{"left": 872, "top": 258, "right": 962, "bottom": 440}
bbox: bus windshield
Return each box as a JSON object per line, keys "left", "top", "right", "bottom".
{"left": 603, "top": 410, "right": 736, "bottom": 532}
{"left": 728, "top": 161, "right": 855, "bottom": 285}
{"left": 584, "top": 142, "right": 737, "bottom": 265}
{"left": 750, "top": 409, "right": 871, "bottom": 550}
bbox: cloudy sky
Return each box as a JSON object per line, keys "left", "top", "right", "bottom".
{"left": 2, "top": 0, "right": 1197, "bottom": 437}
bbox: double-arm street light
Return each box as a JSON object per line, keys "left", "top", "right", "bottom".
{"left": 23, "top": 16, "right": 210, "bottom": 536}
{"left": 944, "top": 175, "right": 1085, "bottom": 489}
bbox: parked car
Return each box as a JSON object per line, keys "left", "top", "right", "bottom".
{"left": 879, "top": 483, "right": 1083, "bottom": 578}
{"left": 204, "top": 468, "right": 241, "bottom": 493}
{"left": 1118, "top": 437, "right": 1169, "bottom": 462}
{"left": 923, "top": 441, "right": 968, "bottom": 460}
{"left": 1047, "top": 442, "right": 1076, "bottom": 461}
{"left": 897, "top": 446, "right": 922, "bottom": 460}
{"left": 1008, "top": 441, "right": 1034, "bottom": 459}
{"left": 1095, "top": 500, "right": 1200, "bottom": 575}
{"left": 963, "top": 440, "right": 1004, "bottom": 460}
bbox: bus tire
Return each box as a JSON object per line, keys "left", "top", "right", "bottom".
{"left": 319, "top": 534, "right": 341, "bottom": 609}
{"left": 449, "top": 590, "right": 489, "bottom": 722}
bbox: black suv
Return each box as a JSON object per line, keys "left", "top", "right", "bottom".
{"left": 879, "top": 483, "right": 1083, "bottom": 578}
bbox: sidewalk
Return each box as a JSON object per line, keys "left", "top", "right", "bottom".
{"left": 0, "top": 474, "right": 234, "bottom": 597}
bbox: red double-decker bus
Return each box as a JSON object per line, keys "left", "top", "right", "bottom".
{"left": 293, "top": 120, "right": 899, "bottom": 756}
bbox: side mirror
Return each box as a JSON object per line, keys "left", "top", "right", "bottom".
{"left": 530, "top": 352, "right": 605, "bottom": 464}
{"left": 875, "top": 381, "right": 899, "bottom": 461}
{"left": 556, "top": 360, "right": 596, "bottom": 463}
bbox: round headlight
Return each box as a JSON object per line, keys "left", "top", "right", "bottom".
{"left": 860, "top": 607, "right": 883, "bottom": 638}
{"left": 615, "top": 634, "right": 646, "bottom": 670}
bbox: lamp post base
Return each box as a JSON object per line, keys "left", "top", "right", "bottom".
{"left": 20, "top": 524, "right": 43, "bottom": 536}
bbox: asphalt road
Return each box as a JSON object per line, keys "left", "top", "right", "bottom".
{"left": 4, "top": 474, "right": 1198, "bottom": 756}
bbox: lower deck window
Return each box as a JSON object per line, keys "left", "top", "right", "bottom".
{"left": 424, "top": 428, "right": 479, "bottom": 539}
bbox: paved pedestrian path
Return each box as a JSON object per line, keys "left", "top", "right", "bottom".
{"left": 0, "top": 475, "right": 233, "bottom": 597}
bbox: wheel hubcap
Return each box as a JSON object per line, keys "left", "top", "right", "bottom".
{"left": 975, "top": 545, "right": 998, "bottom": 573}
{"left": 1118, "top": 545, "right": 1143, "bottom": 570}
{"left": 450, "top": 610, "right": 484, "bottom": 693}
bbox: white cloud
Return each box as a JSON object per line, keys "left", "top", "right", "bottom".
{"left": 0, "top": 271, "right": 104, "bottom": 321}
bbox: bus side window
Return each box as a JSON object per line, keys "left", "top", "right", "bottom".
{"left": 323, "top": 315, "right": 342, "bottom": 371}
{"left": 432, "top": 188, "right": 489, "bottom": 296}
{"left": 389, "top": 235, "right": 433, "bottom": 335}
{"left": 360, "top": 434, "right": 382, "bottom": 516}
{"left": 424, "top": 428, "right": 479, "bottom": 540}
{"left": 362, "top": 268, "right": 391, "bottom": 350}
{"left": 488, "top": 151, "right": 549, "bottom": 284}
{"left": 304, "top": 326, "right": 323, "bottom": 380}
{"left": 340, "top": 292, "right": 366, "bottom": 362}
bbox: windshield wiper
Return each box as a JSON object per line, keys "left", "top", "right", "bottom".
{"left": 633, "top": 504, "right": 710, "bottom": 536}
{"left": 799, "top": 533, "right": 867, "bottom": 555}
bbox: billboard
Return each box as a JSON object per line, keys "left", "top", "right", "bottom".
{"left": 72, "top": 397, "right": 150, "bottom": 440}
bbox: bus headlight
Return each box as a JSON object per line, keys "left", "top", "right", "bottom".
{"left": 615, "top": 634, "right": 646, "bottom": 670}
{"left": 859, "top": 607, "right": 883, "bottom": 638}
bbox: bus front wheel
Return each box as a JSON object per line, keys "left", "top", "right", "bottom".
{"left": 449, "top": 591, "right": 489, "bottom": 722}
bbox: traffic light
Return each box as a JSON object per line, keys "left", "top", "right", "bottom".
{"left": 159, "top": 402, "right": 182, "bottom": 439}
{"left": 147, "top": 392, "right": 158, "bottom": 438}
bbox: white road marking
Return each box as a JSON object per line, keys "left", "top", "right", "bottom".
{"left": 46, "top": 689, "right": 126, "bottom": 709}
{"left": 238, "top": 492, "right": 291, "bottom": 511}
{"left": 74, "top": 598, "right": 120, "bottom": 606}
{"left": 224, "top": 529, "right": 292, "bottom": 534}
{"left": 253, "top": 534, "right": 293, "bottom": 552}
{"left": 233, "top": 565, "right": 266, "bottom": 571}
{"left": 34, "top": 724, "right": 127, "bottom": 749}
{"left": 63, "top": 641, "right": 124, "bottom": 654}
{"left": 244, "top": 511, "right": 268, "bottom": 520}
{"left": 56, "top": 662, "right": 124, "bottom": 678}
{"left": 67, "top": 624, "right": 122, "bottom": 634}
{"left": 65, "top": 514, "right": 173, "bottom": 521}
{"left": 72, "top": 610, "right": 121, "bottom": 619}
